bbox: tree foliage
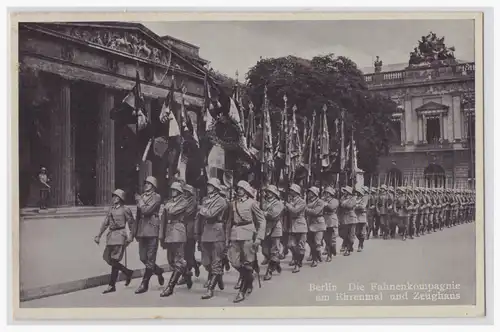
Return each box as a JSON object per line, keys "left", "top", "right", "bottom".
{"left": 244, "top": 54, "right": 398, "bottom": 174}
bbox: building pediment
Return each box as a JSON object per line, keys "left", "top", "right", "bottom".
{"left": 25, "top": 22, "right": 207, "bottom": 76}
{"left": 415, "top": 101, "right": 449, "bottom": 115}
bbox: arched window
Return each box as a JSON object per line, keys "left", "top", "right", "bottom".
{"left": 424, "top": 163, "right": 446, "bottom": 188}
{"left": 386, "top": 168, "right": 403, "bottom": 187}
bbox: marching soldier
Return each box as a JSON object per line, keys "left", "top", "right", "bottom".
{"left": 305, "top": 186, "right": 326, "bottom": 267}
{"left": 365, "top": 187, "right": 376, "bottom": 240}
{"left": 409, "top": 187, "right": 420, "bottom": 238}
{"left": 394, "top": 187, "right": 410, "bottom": 241}
{"left": 387, "top": 186, "right": 398, "bottom": 239}
{"left": 219, "top": 185, "right": 232, "bottom": 273}
{"left": 285, "top": 183, "right": 307, "bottom": 273}
{"left": 377, "top": 185, "right": 390, "bottom": 240}
{"left": 195, "top": 178, "right": 229, "bottom": 300}
{"left": 262, "top": 185, "right": 284, "bottom": 281}
{"left": 94, "top": 189, "right": 134, "bottom": 294}
{"left": 177, "top": 184, "right": 201, "bottom": 286}
{"left": 322, "top": 186, "right": 338, "bottom": 261}
{"left": 158, "top": 182, "right": 192, "bottom": 297}
{"left": 133, "top": 176, "right": 164, "bottom": 294}
{"left": 228, "top": 181, "right": 266, "bottom": 303}
{"left": 339, "top": 186, "right": 357, "bottom": 256}
{"left": 354, "top": 187, "right": 368, "bottom": 251}
{"left": 421, "top": 188, "right": 431, "bottom": 234}
{"left": 278, "top": 187, "right": 290, "bottom": 260}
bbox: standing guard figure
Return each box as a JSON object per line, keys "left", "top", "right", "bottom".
{"left": 261, "top": 185, "right": 284, "bottom": 281}
{"left": 94, "top": 189, "right": 134, "bottom": 294}
{"left": 354, "top": 187, "right": 369, "bottom": 251}
{"left": 133, "top": 176, "right": 164, "bottom": 294}
{"left": 322, "top": 186, "right": 339, "bottom": 261}
{"left": 228, "top": 181, "right": 266, "bottom": 303}
{"left": 339, "top": 186, "right": 357, "bottom": 256}
{"left": 365, "top": 187, "right": 376, "bottom": 240}
{"left": 177, "top": 184, "right": 201, "bottom": 286}
{"left": 377, "top": 185, "right": 390, "bottom": 240}
{"left": 305, "top": 186, "right": 326, "bottom": 267}
{"left": 158, "top": 182, "right": 192, "bottom": 297}
{"left": 285, "top": 184, "right": 307, "bottom": 273}
{"left": 195, "top": 177, "right": 229, "bottom": 300}
{"left": 395, "top": 187, "right": 410, "bottom": 241}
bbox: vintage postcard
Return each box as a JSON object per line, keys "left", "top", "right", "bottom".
{"left": 10, "top": 10, "right": 485, "bottom": 320}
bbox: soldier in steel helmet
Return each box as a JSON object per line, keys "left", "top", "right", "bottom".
{"left": 158, "top": 182, "right": 192, "bottom": 297}
{"left": 195, "top": 177, "right": 229, "bottom": 300}
{"left": 133, "top": 176, "right": 164, "bottom": 294}
{"left": 228, "top": 180, "right": 266, "bottom": 303}
{"left": 305, "top": 186, "right": 326, "bottom": 267}
{"left": 261, "top": 184, "right": 284, "bottom": 281}
{"left": 322, "top": 186, "right": 339, "bottom": 261}
{"left": 339, "top": 186, "right": 357, "bottom": 255}
{"left": 285, "top": 183, "right": 307, "bottom": 273}
{"left": 94, "top": 189, "right": 134, "bottom": 294}
{"left": 354, "top": 187, "right": 369, "bottom": 250}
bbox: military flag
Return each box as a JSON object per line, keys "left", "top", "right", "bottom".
{"left": 320, "top": 105, "right": 330, "bottom": 168}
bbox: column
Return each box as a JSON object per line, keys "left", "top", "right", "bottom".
{"left": 139, "top": 97, "right": 153, "bottom": 187}
{"left": 439, "top": 113, "right": 444, "bottom": 142}
{"left": 404, "top": 97, "right": 413, "bottom": 144}
{"left": 95, "top": 88, "right": 115, "bottom": 206}
{"left": 417, "top": 115, "right": 423, "bottom": 142}
{"left": 442, "top": 113, "right": 449, "bottom": 141}
{"left": 400, "top": 118, "right": 405, "bottom": 144}
{"left": 49, "top": 76, "right": 74, "bottom": 206}
{"left": 452, "top": 94, "right": 462, "bottom": 141}
{"left": 422, "top": 115, "right": 427, "bottom": 143}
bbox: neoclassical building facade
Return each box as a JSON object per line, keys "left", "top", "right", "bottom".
{"left": 19, "top": 22, "right": 209, "bottom": 207}
{"left": 364, "top": 61, "right": 476, "bottom": 189}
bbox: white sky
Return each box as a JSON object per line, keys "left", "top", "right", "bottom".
{"left": 143, "top": 20, "right": 475, "bottom": 78}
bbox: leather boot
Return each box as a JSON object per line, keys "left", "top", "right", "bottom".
{"left": 184, "top": 271, "right": 193, "bottom": 290}
{"left": 177, "top": 271, "right": 189, "bottom": 285}
{"left": 311, "top": 250, "right": 318, "bottom": 267}
{"left": 275, "top": 261, "right": 282, "bottom": 274}
{"left": 325, "top": 246, "right": 332, "bottom": 262}
{"left": 103, "top": 267, "right": 118, "bottom": 294}
{"left": 160, "top": 270, "right": 182, "bottom": 297}
{"left": 135, "top": 268, "right": 152, "bottom": 294}
{"left": 264, "top": 261, "right": 274, "bottom": 281}
{"left": 343, "top": 242, "right": 351, "bottom": 256}
{"left": 223, "top": 256, "right": 231, "bottom": 272}
{"left": 245, "top": 269, "right": 254, "bottom": 295}
{"left": 217, "top": 274, "right": 225, "bottom": 290}
{"left": 234, "top": 275, "right": 243, "bottom": 290}
{"left": 194, "top": 261, "right": 201, "bottom": 277}
{"left": 201, "top": 274, "right": 218, "bottom": 300}
{"left": 116, "top": 263, "right": 133, "bottom": 286}
{"left": 233, "top": 272, "right": 247, "bottom": 303}
{"left": 204, "top": 271, "right": 212, "bottom": 288}
{"left": 293, "top": 254, "right": 302, "bottom": 273}
{"left": 357, "top": 239, "right": 364, "bottom": 252}
{"left": 155, "top": 265, "right": 165, "bottom": 286}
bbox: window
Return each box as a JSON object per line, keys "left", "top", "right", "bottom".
{"left": 426, "top": 117, "right": 441, "bottom": 144}
{"left": 390, "top": 119, "right": 402, "bottom": 144}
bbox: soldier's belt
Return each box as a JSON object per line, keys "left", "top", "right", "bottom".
{"left": 232, "top": 220, "right": 253, "bottom": 226}
{"left": 109, "top": 226, "right": 125, "bottom": 231}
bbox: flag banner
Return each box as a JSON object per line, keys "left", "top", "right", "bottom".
{"left": 320, "top": 110, "right": 330, "bottom": 168}
{"left": 262, "top": 102, "right": 274, "bottom": 169}
{"left": 159, "top": 97, "right": 181, "bottom": 137}
{"left": 223, "top": 169, "right": 233, "bottom": 188}
{"left": 206, "top": 144, "right": 225, "bottom": 172}
{"left": 340, "top": 111, "right": 346, "bottom": 171}
{"left": 187, "top": 110, "right": 200, "bottom": 145}
{"left": 177, "top": 150, "right": 188, "bottom": 182}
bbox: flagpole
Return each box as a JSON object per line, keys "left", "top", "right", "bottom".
{"left": 308, "top": 110, "right": 317, "bottom": 188}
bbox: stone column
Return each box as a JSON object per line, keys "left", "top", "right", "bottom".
{"left": 442, "top": 113, "right": 448, "bottom": 141}
{"left": 404, "top": 97, "right": 413, "bottom": 144}
{"left": 139, "top": 97, "right": 153, "bottom": 187}
{"left": 439, "top": 113, "right": 444, "bottom": 141}
{"left": 417, "top": 115, "right": 422, "bottom": 142}
{"left": 422, "top": 115, "right": 427, "bottom": 143}
{"left": 400, "top": 118, "right": 405, "bottom": 144}
{"left": 95, "top": 88, "right": 115, "bottom": 206}
{"left": 452, "top": 94, "right": 462, "bottom": 141}
{"left": 49, "top": 76, "right": 74, "bottom": 206}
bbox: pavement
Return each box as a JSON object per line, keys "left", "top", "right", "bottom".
{"left": 21, "top": 223, "right": 476, "bottom": 308}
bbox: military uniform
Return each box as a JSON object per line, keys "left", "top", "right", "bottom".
{"left": 323, "top": 186, "right": 339, "bottom": 261}
{"left": 95, "top": 189, "right": 134, "bottom": 294}
{"left": 133, "top": 177, "right": 164, "bottom": 294}
{"left": 305, "top": 186, "right": 326, "bottom": 267}
{"left": 179, "top": 184, "right": 200, "bottom": 284}
{"left": 377, "top": 185, "right": 391, "bottom": 239}
{"left": 261, "top": 185, "right": 284, "bottom": 281}
{"left": 286, "top": 184, "right": 308, "bottom": 273}
{"left": 158, "top": 182, "right": 192, "bottom": 297}
{"left": 340, "top": 186, "right": 357, "bottom": 255}
{"left": 365, "top": 187, "right": 376, "bottom": 239}
{"left": 195, "top": 178, "right": 229, "bottom": 300}
{"left": 354, "top": 187, "right": 369, "bottom": 251}
{"left": 229, "top": 181, "right": 266, "bottom": 303}
{"left": 394, "top": 187, "right": 410, "bottom": 240}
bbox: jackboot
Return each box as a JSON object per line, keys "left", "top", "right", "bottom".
{"left": 160, "top": 270, "right": 182, "bottom": 297}
{"left": 194, "top": 261, "right": 201, "bottom": 277}
{"left": 263, "top": 261, "right": 274, "bottom": 281}
{"left": 234, "top": 275, "right": 243, "bottom": 290}
{"left": 201, "top": 274, "right": 218, "bottom": 300}
{"left": 245, "top": 269, "right": 255, "bottom": 295}
{"left": 103, "top": 266, "right": 119, "bottom": 294}
{"left": 311, "top": 251, "right": 318, "bottom": 268}
{"left": 275, "top": 261, "right": 282, "bottom": 274}
{"left": 115, "top": 263, "right": 133, "bottom": 286}
{"left": 293, "top": 254, "right": 302, "bottom": 273}
{"left": 217, "top": 274, "right": 225, "bottom": 290}
{"left": 357, "top": 239, "right": 364, "bottom": 252}
{"left": 223, "top": 256, "right": 231, "bottom": 272}
{"left": 184, "top": 271, "right": 193, "bottom": 290}
{"left": 135, "top": 268, "right": 152, "bottom": 294}
{"left": 233, "top": 272, "right": 247, "bottom": 303}
{"left": 204, "top": 271, "right": 212, "bottom": 288}
{"left": 154, "top": 265, "right": 165, "bottom": 286}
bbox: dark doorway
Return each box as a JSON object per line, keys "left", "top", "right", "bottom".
{"left": 424, "top": 163, "right": 446, "bottom": 188}
{"left": 71, "top": 81, "right": 99, "bottom": 206}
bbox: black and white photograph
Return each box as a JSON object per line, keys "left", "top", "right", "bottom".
{"left": 11, "top": 11, "right": 484, "bottom": 319}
